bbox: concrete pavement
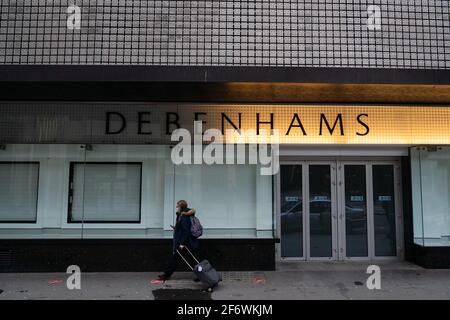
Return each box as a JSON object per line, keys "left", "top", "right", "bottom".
{"left": 0, "top": 261, "right": 449, "bottom": 300}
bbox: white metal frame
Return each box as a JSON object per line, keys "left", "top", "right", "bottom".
{"left": 277, "top": 160, "right": 338, "bottom": 261}
{"left": 277, "top": 157, "right": 404, "bottom": 262}
{"left": 276, "top": 161, "right": 306, "bottom": 261}
{"left": 337, "top": 161, "right": 372, "bottom": 261}
{"left": 305, "top": 161, "right": 338, "bottom": 261}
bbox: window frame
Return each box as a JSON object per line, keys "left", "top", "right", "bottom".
{"left": 0, "top": 161, "right": 40, "bottom": 224}
{"left": 67, "top": 161, "right": 143, "bottom": 224}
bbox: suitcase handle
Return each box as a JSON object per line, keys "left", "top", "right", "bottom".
{"left": 183, "top": 246, "right": 200, "bottom": 265}
{"left": 176, "top": 246, "right": 200, "bottom": 270}
{"left": 176, "top": 249, "right": 194, "bottom": 270}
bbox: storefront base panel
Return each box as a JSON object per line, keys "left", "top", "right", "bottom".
{"left": 0, "top": 239, "right": 276, "bottom": 272}
{"left": 412, "top": 244, "right": 450, "bottom": 269}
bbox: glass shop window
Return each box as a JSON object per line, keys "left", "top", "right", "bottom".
{"left": 173, "top": 163, "right": 258, "bottom": 233}
{"left": 411, "top": 147, "right": 450, "bottom": 247}
{"left": 0, "top": 162, "right": 39, "bottom": 222}
{"left": 68, "top": 162, "right": 142, "bottom": 223}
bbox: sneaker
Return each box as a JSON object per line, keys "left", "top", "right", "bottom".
{"left": 157, "top": 274, "right": 170, "bottom": 281}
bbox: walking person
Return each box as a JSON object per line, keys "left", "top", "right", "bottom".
{"left": 158, "top": 200, "right": 198, "bottom": 281}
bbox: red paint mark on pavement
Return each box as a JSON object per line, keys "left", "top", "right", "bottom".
{"left": 254, "top": 276, "right": 266, "bottom": 284}
{"left": 48, "top": 279, "right": 64, "bottom": 285}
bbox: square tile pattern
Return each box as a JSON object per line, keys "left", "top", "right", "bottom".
{"left": 0, "top": 0, "right": 449, "bottom": 68}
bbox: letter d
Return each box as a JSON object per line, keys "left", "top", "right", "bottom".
{"left": 105, "top": 112, "right": 126, "bottom": 134}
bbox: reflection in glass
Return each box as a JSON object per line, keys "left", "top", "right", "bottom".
{"left": 280, "top": 165, "right": 303, "bottom": 258}
{"left": 373, "top": 165, "right": 396, "bottom": 256}
{"left": 70, "top": 163, "right": 142, "bottom": 222}
{"left": 174, "top": 163, "right": 258, "bottom": 234}
{"left": 309, "top": 165, "right": 332, "bottom": 257}
{"left": 0, "top": 162, "right": 39, "bottom": 222}
{"left": 411, "top": 147, "right": 450, "bottom": 247}
{"left": 344, "top": 165, "right": 368, "bottom": 257}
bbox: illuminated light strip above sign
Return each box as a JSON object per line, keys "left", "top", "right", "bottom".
{"left": 2, "top": 103, "right": 450, "bottom": 145}
{"left": 161, "top": 104, "right": 450, "bottom": 145}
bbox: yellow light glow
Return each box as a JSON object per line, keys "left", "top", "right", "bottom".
{"left": 180, "top": 104, "right": 450, "bottom": 145}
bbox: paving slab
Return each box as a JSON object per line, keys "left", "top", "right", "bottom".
{"left": 0, "top": 262, "right": 449, "bottom": 300}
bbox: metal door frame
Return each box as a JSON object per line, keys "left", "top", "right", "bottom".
{"left": 276, "top": 161, "right": 306, "bottom": 261}
{"left": 337, "top": 159, "right": 404, "bottom": 261}
{"left": 305, "top": 161, "right": 338, "bottom": 261}
{"left": 337, "top": 160, "right": 372, "bottom": 261}
{"left": 277, "top": 160, "right": 338, "bottom": 261}
{"left": 277, "top": 157, "right": 404, "bottom": 262}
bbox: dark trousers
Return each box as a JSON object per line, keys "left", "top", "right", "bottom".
{"left": 164, "top": 246, "right": 199, "bottom": 277}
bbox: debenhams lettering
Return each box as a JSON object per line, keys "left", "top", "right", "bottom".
{"left": 105, "top": 111, "right": 370, "bottom": 136}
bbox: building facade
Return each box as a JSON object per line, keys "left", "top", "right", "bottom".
{"left": 0, "top": 1, "right": 450, "bottom": 271}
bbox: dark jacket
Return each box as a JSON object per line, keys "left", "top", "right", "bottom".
{"left": 173, "top": 208, "right": 199, "bottom": 253}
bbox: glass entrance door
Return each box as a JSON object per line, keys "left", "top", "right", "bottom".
{"left": 337, "top": 161, "right": 402, "bottom": 260}
{"left": 306, "top": 163, "right": 337, "bottom": 260}
{"left": 280, "top": 164, "right": 304, "bottom": 259}
{"left": 339, "top": 163, "right": 369, "bottom": 258}
{"left": 279, "top": 160, "right": 402, "bottom": 261}
{"left": 372, "top": 165, "right": 398, "bottom": 257}
{"left": 279, "top": 162, "right": 337, "bottom": 260}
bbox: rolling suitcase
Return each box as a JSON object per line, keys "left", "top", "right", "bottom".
{"left": 177, "top": 246, "right": 222, "bottom": 291}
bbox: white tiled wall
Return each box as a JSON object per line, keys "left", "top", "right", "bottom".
{"left": 0, "top": 0, "right": 449, "bottom": 68}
